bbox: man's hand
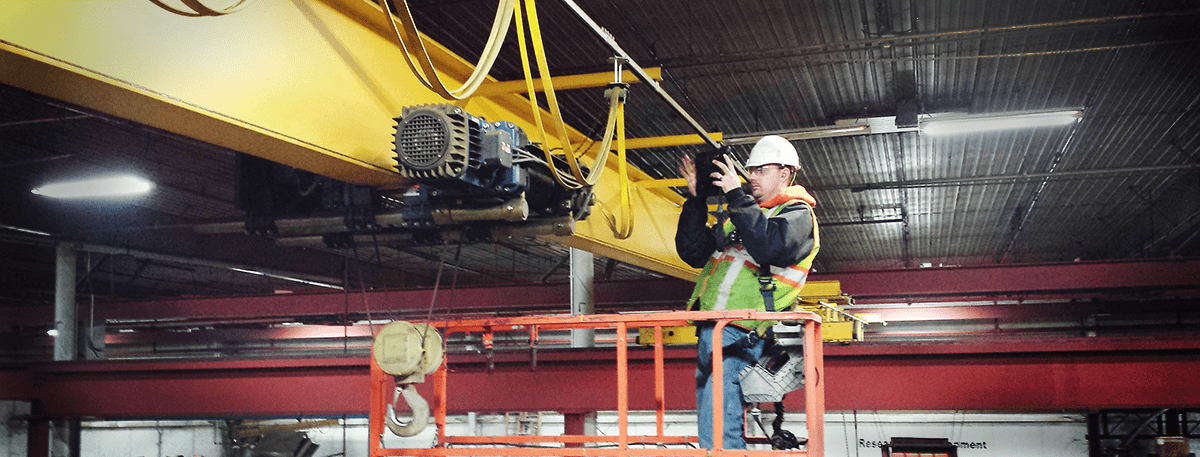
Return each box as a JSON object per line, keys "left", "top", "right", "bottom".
{"left": 712, "top": 154, "right": 741, "bottom": 193}
{"left": 679, "top": 154, "right": 698, "bottom": 197}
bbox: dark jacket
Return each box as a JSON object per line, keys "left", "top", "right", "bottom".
{"left": 675, "top": 186, "right": 816, "bottom": 271}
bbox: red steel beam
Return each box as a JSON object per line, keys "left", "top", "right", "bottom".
{"left": 5, "top": 259, "right": 1200, "bottom": 328}
{"left": 0, "top": 279, "right": 696, "bottom": 327}
{"left": 850, "top": 298, "right": 1200, "bottom": 322}
{"left": 5, "top": 336, "right": 1199, "bottom": 418}
{"left": 816, "top": 258, "right": 1200, "bottom": 300}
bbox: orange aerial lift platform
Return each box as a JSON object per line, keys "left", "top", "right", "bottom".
{"left": 368, "top": 309, "right": 825, "bottom": 457}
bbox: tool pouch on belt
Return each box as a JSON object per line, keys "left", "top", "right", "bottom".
{"left": 738, "top": 321, "right": 805, "bottom": 403}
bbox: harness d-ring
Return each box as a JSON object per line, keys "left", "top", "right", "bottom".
{"left": 386, "top": 383, "right": 430, "bottom": 437}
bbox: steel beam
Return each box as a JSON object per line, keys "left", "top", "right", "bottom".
{"left": 13, "top": 279, "right": 693, "bottom": 325}
{"left": 0, "top": 279, "right": 840, "bottom": 326}
{"left": 5, "top": 256, "right": 1200, "bottom": 327}
{"left": 850, "top": 299, "right": 1200, "bottom": 323}
{"left": 5, "top": 336, "right": 1199, "bottom": 417}
{"left": 811, "top": 258, "right": 1200, "bottom": 300}
{"left": 0, "top": 0, "right": 700, "bottom": 281}
{"left": 592, "top": 133, "right": 725, "bottom": 151}
{"left": 472, "top": 68, "right": 663, "bottom": 96}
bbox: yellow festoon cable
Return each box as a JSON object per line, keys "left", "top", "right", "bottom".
{"left": 522, "top": 0, "right": 620, "bottom": 187}
{"left": 521, "top": 0, "right": 579, "bottom": 180}
{"left": 613, "top": 96, "right": 632, "bottom": 238}
{"left": 514, "top": 0, "right": 619, "bottom": 189}
{"left": 511, "top": 0, "right": 563, "bottom": 187}
{"left": 381, "top": 0, "right": 516, "bottom": 100}
{"left": 595, "top": 87, "right": 633, "bottom": 239}
{"left": 375, "top": 0, "right": 632, "bottom": 234}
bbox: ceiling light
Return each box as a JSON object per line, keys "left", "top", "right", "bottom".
{"left": 32, "top": 175, "right": 153, "bottom": 199}
{"left": 229, "top": 267, "right": 344, "bottom": 290}
{"left": 920, "top": 109, "right": 1082, "bottom": 135}
{"left": 1, "top": 224, "right": 53, "bottom": 237}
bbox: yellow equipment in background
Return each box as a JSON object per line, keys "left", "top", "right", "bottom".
{"left": 792, "top": 281, "right": 882, "bottom": 342}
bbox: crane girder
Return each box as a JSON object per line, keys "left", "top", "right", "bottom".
{"left": 0, "top": 0, "right": 700, "bottom": 279}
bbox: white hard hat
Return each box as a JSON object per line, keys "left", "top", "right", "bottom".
{"left": 746, "top": 135, "right": 800, "bottom": 168}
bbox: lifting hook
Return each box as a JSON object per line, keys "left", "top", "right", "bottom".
{"left": 387, "top": 383, "right": 431, "bottom": 437}
{"left": 372, "top": 321, "right": 444, "bottom": 437}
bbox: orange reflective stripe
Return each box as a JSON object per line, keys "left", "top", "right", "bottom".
{"left": 773, "top": 268, "right": 808, "bottom": 289}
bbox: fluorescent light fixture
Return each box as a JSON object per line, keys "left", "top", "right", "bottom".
{"left": 0, "top": 224, "right": 53, "bottom": 237}
{"left": 920, "top": 109, "right": 1082, "bottom": 135}
{"left": 47, "top": 329, "right": 59, "bottom": 337}
{"left": 229, "top": 267, "right": 344, "bottom": 290}
{"left": 32, "top": 175, "right": 153, "bottom": 199}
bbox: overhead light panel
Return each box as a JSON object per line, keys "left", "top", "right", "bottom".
{"left": 920, "top": 109, "right": 1082, "bottom": 135}
{"left": 1, "top": 224, "right": 53, "bottom": 237}
{"left": 228, "top": 267, "right": 344, "bottom": 290}
{"left": 32, "top": 175, "right": 153, "bottom": 199}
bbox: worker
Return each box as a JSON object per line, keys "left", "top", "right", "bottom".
{"left": 675, "top": 135, "right": 819, "bottom": 449}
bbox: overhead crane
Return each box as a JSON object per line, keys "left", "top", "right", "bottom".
{"left": 0, "top": 1, "right": 884, "bottom": 320}
{"left": 0, "top": 0, "right": 712, "bottom": 279}
{"left": 0, "top": 2, "right": 882, "bottom": 457}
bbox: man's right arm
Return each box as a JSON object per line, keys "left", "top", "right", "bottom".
{"left": 675, "top": 196, "right": 717, "bottom": 268}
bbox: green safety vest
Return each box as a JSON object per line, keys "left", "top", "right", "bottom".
{"left": 686, "top": 201, "right": 820, "bottom": 333}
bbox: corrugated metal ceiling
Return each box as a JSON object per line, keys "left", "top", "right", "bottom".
{"left": 406, "top": 0, "right": 1200, "bottom": 272}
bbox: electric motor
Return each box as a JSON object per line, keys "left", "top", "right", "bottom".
{"left": 392, "top": 104, "right": 592, "bottom": 222}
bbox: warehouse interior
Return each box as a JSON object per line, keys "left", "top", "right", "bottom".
{"left": 1, "top": 0, "right": 1199, "bottom": 456}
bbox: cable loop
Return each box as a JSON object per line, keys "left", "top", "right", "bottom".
{"left": 381, "top": 0, "right": 516, "bottom": 100}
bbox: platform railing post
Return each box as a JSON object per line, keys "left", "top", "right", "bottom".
{"left": 616, "top": 321, "right": 629, "bottom": 450}
{"left": 805, "top": 319, "right": 825, "bottom": 457}
{"left": 654, "top": 325, "right": 665, "bottom": 439}
{"left": 711, "top": 319, "right": 728, "bottom": 451}
{"left": 369, "top": 360, "right": 384, "bottom": 457}
{"left": 434, "top": 352, "right": 448, "bottom": 446}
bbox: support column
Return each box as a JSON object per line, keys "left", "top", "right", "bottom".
{"left": 67, "top": 418, "right": 80, "bottom": 457}
{"left": 1085, "top": 412, "right": 1104, "bottom": 457}
{"left": 27, "top": 401, "right": 49, "bottom": 457}
{"left": 466, "top": 412, "right": 477, "bottom": 436}
{"left": 53, "top": 242, "right": 78, "bottom": 362}
{"left": 569, "top": 248, "right": 594, "bottom": 348}
{"left": 563, "top": 412, "right": 597, "bottom": 448}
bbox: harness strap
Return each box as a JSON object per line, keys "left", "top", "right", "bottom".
{"left": 758, "top": 270, "right": 776, "bottom": 312}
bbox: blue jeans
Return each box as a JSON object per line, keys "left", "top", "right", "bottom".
{"left": 696, "top": 325, "right": 764, "bottom": 449}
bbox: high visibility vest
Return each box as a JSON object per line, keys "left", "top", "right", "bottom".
{"left": 686, "top": 201, "right": 820, "bottom": 333}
